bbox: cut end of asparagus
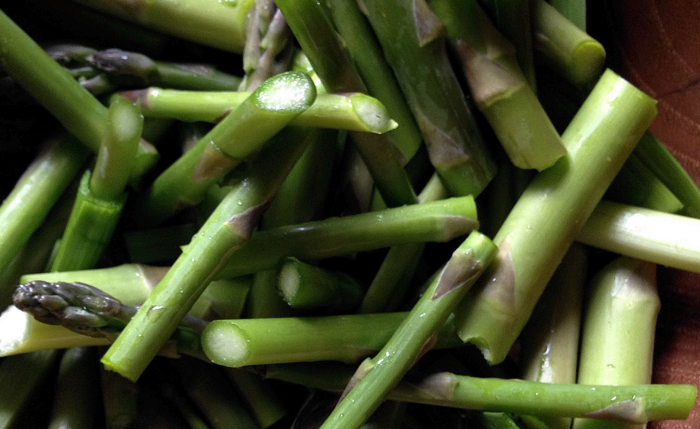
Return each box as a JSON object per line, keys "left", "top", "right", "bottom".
{"left": 253, "top": 71, "right": 317, "bottom": 113}
{"left": 349, "top": 93, "right": 399, "bottom": 134}
{"left": 278, "top": 261, "right": 301, "bottom": 304}
{"left": 569, "top": 41, "right": 606, "bottom": 87}
{"left": 201, "top": 321, "right": 251, "bottom": 367}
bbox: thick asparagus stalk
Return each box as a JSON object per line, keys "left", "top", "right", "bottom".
{"left": 0, "top": 9, "right": 158, "bottom": 182}
{"left": 572, "top": 257, "right": 660, "bottom": 429}
{"left": 358, "top": 0, "right": 497, "bottom": 196}
{"left": 320, "top": 232, "right": 496, "bottom": 429}
{"left": 124, "top": 89, "right": 397, "bottom": 133}
{"left": 69, "top": 0, "right": 253, "bottom": 53}
{"left": 454, "top": 70, "right": 657, "bottom": 365}
{"left": 130, "top": 71, "right": 316, "bottom": 227}
{"left": 47, "top": 347, "right": 99, "bottom": 429}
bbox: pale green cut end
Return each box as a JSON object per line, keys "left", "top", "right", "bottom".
{"left": 351, "top": 94, "right": 399, "bottom": 134}
{"left": 255, "top": 71, "right": 317, "bottom": 113}
{"left": 278, "top": 262, "right": 301, "bottom": 303}
{"left": 201, "top": 321, "right": 251, "bottom": 367}
{"left": 569, "top": 40, "right": 606, "bottom": 87}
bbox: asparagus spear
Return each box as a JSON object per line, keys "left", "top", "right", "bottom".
{"left": 130, "top": 71, "right": 317, "bottom": 227}
{"left": 550, "top": 0, "right": 586, "bottom": 31}
{"left": 47, "top": 347, "right": 99, "bottom": 429}
{"left": 319, "top": 232, "right": 496, "bottom": 429}
{"left": 68, "top": 0, "right": 253, "bottom": 53}
{"left": 454, "top": 70, "right": 657, "bottom": 365}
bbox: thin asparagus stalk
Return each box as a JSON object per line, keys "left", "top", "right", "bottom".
{"left": 51, "top": 97, "right": 143, "bottom": 272}
{"left": 572, "top": 257, "right": 660, "bottom": 429}
{"left": 0, "top": 135, "right": 89, "bottom": 299}
{"left": 325, "top": 0, "right": 423, "bottom": 161}
{"left": 202, "top": 312, "right": 463, "bottom": 368}
{"left": 453, "top": 69, "right": 657, "bottom": 365}
{"left": 358, "top": 0, "right": 497, "bottom": 197}
{"left": 216, "top": 195, "right": 479, "bottom": 279}
{"left": 102, "top": 126, "right": 318, "bottom": 382}
{"left": 320, "top": 232, "right": 497, "bottom": 429}
{"left": 124, "top": 89, "right": 398, "bottom": 133}
{"left": 531, "top": 0, "right": 605, "bottom": 89}
{"left": 87, "top": 48, "right": 242, "bottom": 91}
{"left": 276, "top": 0, "right": 418, "bottom": 207}
{"left": 0, "top": 9, "right": 158, "bottom": 182}
{"left": 47, "top": 347, "right": 99, "bottom": 429}
{"left": 276, "top": 257, "right": 364, "bottom": 312}
{"left": 519, "top": 244, "right": 588, "bottom": 429}
{"left": 431, "top": 0, "right": 566, "bottom": 171}
{"left": 130, "top": 71, "right": 316, "bottom": 227}
{"left": 263, "top": 363, "right": 696, "bottom": 423}
{"left": 224, "top": 368, "right": 287, "bottom": 428}
{"left": 577, "top": 200, "right": 700, "bottom": 272}
{"left": 477, "top": 412, "right": 522, "bottom": 429}
{"left": 69, "top": 0, "right": 253, "bottom": 53}
{"left": 0, "top": 349, "right": 60, "bottom": 429}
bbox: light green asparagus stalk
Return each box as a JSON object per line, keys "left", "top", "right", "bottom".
{"left": 276, "top": 0, "right": 418, "bottom": 207}
{"left": 531, "top": 0, "right": 605, "bottom": 89}
{"left": 572, "top": 257, "right": 660, "bottom": 429}
{"left": 0, "top": 135, "right": 89, "bottom": 300}
{"left": 123, "top": 88, "right": 398, "bottom": 133}
{"left": 69, "top": 0, "right": 253, "bottom": 53}
{"left": 48, "top": 347, "right": 100, "bottom": 429}
{"left": 325, "top": 0, "right": 423, "bottom": 161}
{"left": 130, "top": 71, "right": 317, "bottom": 227}
{"left": 320, "top": 232, "right": 497, "bottom": 429}
{"left": 263, "top": 363, "right": 696, "bottom": 423}
{"left": 0, "top": 9, "right": 158, "bottom": 183}
{"left": 577, "top": 200, "right": 700, "bottom": 272}
{"left": 0, "top": 350, "right": 60, "bottom": 429}
{"left": 51, "top": 97, "right": 143, "bottom": 272}
{"left": 202, "top": 312, "right": 463, "bottom": 368}
{"left": 358, "top": 0, "right": 497, "bottom": 197}
{"left": 454, "top": 69, "right": 657, "bottom": 365}
{"left": 102, "top": 125, "right": 319, "bottom": 381}
{"left": 276, "top": 257, "right": 364, "bottom": 313}
{"left": 433, "top": 0, "right": 566, "bottom": 171}
{"left": 519, "top": 244, "right": 588, "bottom": 429}
{"left": 217, "top": 195, "right": 479, "bottom": 279}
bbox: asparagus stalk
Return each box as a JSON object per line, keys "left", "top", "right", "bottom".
{"left": 0, "top": 135, "right": 89, "bottom": 299}
{"left": 276, "top": 0, "right": 418, "bottom": 207}
{"left": 130, "top": 71, "right": 316, "bottom": 227}
{"left": 51, "top": 97, "right": 143, "bottom": 272}
{"left": 102, "top": 126, "right": 318, "bottom": 382}
{"left": 224, "top": 368, "right": 287, "bottom": 428}
{"left": 453, "top": 70, "right": 657, "bottom": 365}
{"left": 550, "top": 0, "right": 586, "bottom": 31}
{"left": 276, "top": 257, "right": 364, "bottom": 312}
{"left": 217, "top": 195, "right": 478, "bottom": 279}
{"left": 577, "top": 200, "right": 700, "bottom": 272}
{"left": 100, "top": 365, "right": 139, "bottom": 429}
{"left": 358, "top": 0, "right": 497, "bottom": 197}
{"left": 263, "top": 363, "right": 696, "bottom": 423}
{"left": 202, "top": 312, "right": 463, "bottom": 367}
{"left": 47, "top": 347, "right": 99, "bottom": 429}
{"left": 531, "top": 0, "right": 605, "bottom": 89}
{"left": 320, "top": 232, "right": 497, "bottom": 429}
{"left": 572, "top": 257, "right": 660, "bottom": 429}
{"left": 519, "top": 244, "right": 588, "bottom": 429}
{"left": 69, "top": 0, "right": 253, "bottom": 53}
{"left": 0, "top": 9, "right": 158, "bottom": 182}
{"left": 124, "top": 89, "right": 398, "bottom": 133}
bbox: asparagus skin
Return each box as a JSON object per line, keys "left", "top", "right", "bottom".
{"left": 0, "top": 136, "right": 89, "bottom": 299}
{"left": 124, "top": 89, "right": 398, "bottom": 133}
{"left": 320, "top": 232, "right": 497, "bottom": 429}
{"left": 130, "top": 71, "right": 316, "bottom": 227}
{"left": 47, "top": 347, "right": 99, "bottom": 429}
{"left": 531, "top": 0, "right": 605, "bottom": 89}
{"left": 276, "top": 0, "right": 417, "bottom": 207}
{"left": 263, "top": 363, "right": 696, "bottom": 423}
{"left": 550, "top": 0, "right": 586, "bottom": 31}
{"left": 572, "top": 257, "right": 660, "bottom": 429}
{"left": 454, "top": 70, "right": 657, "bottom": 365}
{"left": 325, "top": 0, "right": 423, "bottom": 161}
{"left": 0, "top": 9, "right": 158, "bottom": 182}
{"left": 224, "top": 368, "right": 288, "bottom": 428}
{"left": 68, "top": 0, "right": 253, "bottom": 53}
{"left": 359, "top": 0, "right": 497, "bottom": 196}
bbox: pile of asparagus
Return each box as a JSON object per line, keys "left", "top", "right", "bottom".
{"left": 0, "top": 0, "right": 697, "bottom": 428}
